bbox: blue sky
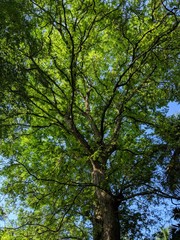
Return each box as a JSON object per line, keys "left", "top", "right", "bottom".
{"left": 167, "top": 102, "right": 180, "bottom": 116}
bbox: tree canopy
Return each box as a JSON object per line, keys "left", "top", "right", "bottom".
{"left": 0, "top": 0, "right": 179, "bottom": 239}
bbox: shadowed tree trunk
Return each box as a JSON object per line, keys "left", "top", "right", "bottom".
{"left": 92, "top": 160, "right": 120, "bottom": 240}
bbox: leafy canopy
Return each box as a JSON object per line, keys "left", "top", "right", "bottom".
{"left": 0, "top": 0, "right": 179, "bottom": 239}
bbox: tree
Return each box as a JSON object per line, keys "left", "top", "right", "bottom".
{"left": 153, "top": 116, "right": 180, "bottom": 240}
{"left": 170, "top": 207, "right": 180, "bottom": 240}
{"left": 154, "top": 208, "right": 180, "bottom": 240}
{"left": 0, "top": 0, "right": 179, "bottom": 239}
{"left": 155, "top": 228, "right": 170, "bottom": 240}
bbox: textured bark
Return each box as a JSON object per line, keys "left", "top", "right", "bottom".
{"left": 92, "top": 160, "right": 120, "bottom": 240}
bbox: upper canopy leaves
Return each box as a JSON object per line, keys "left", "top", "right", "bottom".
{"left": 0, "top": 0, "right": 179, "bottom": 239}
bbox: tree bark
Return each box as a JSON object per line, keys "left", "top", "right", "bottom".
{"left": 92, "top": 160, "right": 120, "bottom": 240}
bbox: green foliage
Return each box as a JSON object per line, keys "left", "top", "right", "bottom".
{"left": 0, "top": 0, "right": 179, "bottom": 239}
{"left": 154, "top": 208, "right": 180, "bottom": 240}
{"left": 154, "top": 115, "right": 180, "bottom": 194}
{"left": 155, "top": 228, "right": 170, "bottom": 240}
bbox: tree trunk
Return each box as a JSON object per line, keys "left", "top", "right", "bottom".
{"left": 92, "top": 160, "right": 120, "bottom": 240}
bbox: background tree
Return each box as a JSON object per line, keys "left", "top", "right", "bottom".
{"left": 154, "top": 208, "right": 180, "bottom": 240}
{"left": 0, "top": 0, "right": 179, "bottom": 239}
{"left": 155, "top": 228, "right": 169, "bottom": 240}
{"left": 170, "top": 207, "right": 180, "bottom": 240}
